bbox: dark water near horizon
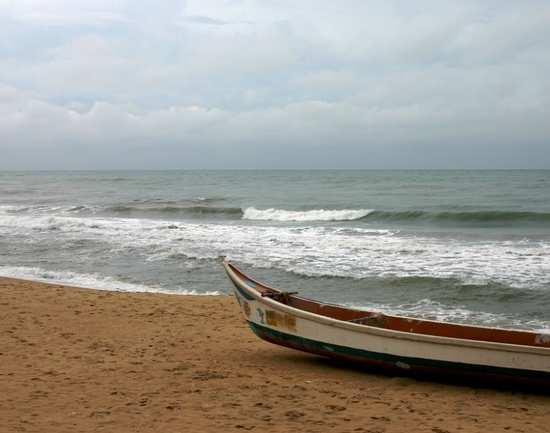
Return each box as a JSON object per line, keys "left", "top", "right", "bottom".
{"left": 1, "top": 170, "right": 549, "bottom": 329}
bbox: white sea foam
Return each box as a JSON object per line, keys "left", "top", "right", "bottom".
{"left": 2, "top": 209, "right": 550, "bottom": 327}
{"left": 0, "top": 211, "right": 549, "bottom": 291}
{"left": 242, "top": 207, "right": 373, "bottom": 222}
{"left": 346, "top": 299, "right": 550, "bottom": 330}
{"left": 0, "top": 265, "right": 220, "bottom": 295}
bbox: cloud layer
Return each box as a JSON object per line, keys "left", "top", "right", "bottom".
{"left": 1, "top": 0, "right": 549, "bottom": 169}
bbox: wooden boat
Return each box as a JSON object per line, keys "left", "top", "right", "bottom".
{"left": 223, "top": 260, "right": 550, "bottom": 387}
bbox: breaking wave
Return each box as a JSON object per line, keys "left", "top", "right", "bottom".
{"left": 242, "top": 207, "right": 373, "bottom": 222}
{"left": 5, "top": 203, "right": 550, "bottom": 227}
{"left": 240, "top": 207, "right": 550, "bottom": 226}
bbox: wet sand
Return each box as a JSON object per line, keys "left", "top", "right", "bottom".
{"left": 1, "top": 276, "right": 550, "bottom": 433}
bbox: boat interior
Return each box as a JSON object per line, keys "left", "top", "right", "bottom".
{"left": 226, "top": 262, "right": 550, "bottom": 349}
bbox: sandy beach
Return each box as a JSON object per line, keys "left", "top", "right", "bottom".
{"left": 2, "top": 277, "right": 550, "bottom": 433}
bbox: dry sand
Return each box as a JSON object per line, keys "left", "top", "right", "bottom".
{"left": 1, "top": 276, "right": 550, "bottom": 433}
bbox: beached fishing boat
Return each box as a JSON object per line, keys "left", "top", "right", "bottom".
{"left": 224, "top": 261, "right": 550, "bottom": 386}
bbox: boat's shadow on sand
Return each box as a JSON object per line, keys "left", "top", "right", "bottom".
{"left": 262, "top": 350, "right": 550, "bottom": 396}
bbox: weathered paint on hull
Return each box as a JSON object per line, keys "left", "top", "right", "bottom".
{"left": 248, "top": 321, "right": 550, "bottom": 388}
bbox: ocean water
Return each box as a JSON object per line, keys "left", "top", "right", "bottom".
{"left": 1, "top": 170, "right": 549, "bottom": 330}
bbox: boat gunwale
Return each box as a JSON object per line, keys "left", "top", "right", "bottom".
{"left": 224, "top": 261, "right": 550, "bottom": 356}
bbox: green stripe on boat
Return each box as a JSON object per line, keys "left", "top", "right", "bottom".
{"left": 248, "top": 321, "right": 550, "bottom": 381}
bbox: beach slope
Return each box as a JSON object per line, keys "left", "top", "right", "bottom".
{"left": 1, "top": 277, "right": 549, "bottom": 433}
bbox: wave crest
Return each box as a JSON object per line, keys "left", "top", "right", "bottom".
{"left": 242, "top": 207, "right": 373, "bottom": 222}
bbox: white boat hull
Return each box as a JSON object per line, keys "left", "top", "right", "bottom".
{"left": 225, "top": 262, "right": 550, "bottom": 386}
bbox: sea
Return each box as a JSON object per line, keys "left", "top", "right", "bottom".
{"left": 1, "top": 170, "right": 549, "bottom": 330}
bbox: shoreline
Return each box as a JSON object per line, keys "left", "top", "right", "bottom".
{"left": 2, "top": 276, "right": 550, "bottom": 432}
{"left": 0, "top": 272, "right": 224, "bottom": 296}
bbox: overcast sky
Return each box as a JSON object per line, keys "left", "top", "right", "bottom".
{"left": 1, "top": 0, "right": 549, "bottom": 169}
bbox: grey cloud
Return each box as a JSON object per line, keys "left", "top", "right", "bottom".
{"left": 0, "top": 0, "right": 549, "bottom": 169}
